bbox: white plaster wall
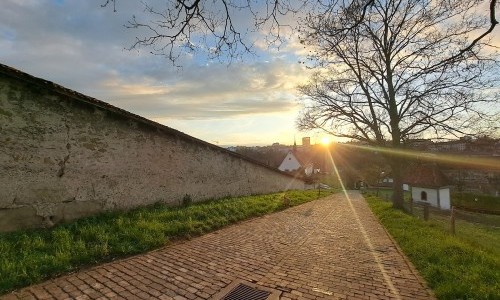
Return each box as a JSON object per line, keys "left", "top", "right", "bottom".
{"left": 412, "top": 187, "right": 451, "bottom": 209}
{"left": 439, "top": 188, "right": 451, "bottom": 210}
{"left": 0, "top": 73, "right": 304, "bottom": 232}
{"left": 411, "top": 187, "right": 438, "bottom": 208}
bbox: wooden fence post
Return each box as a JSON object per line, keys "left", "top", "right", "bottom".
{"left": 424, "top": 204, "right": 429, "bottom": 221}
{"left": 450, "top": 206, "right": 456, "bottom": 235}
{"left": 409, "top": 198, "right": 413, "bottom": 214}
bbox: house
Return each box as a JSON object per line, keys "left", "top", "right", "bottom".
{"left": 377, "top": 173, "right": 394, "bottom": 187}
{"left": 406, "top": 139, "right": 433, "bottom": 150}
{"left": 278, "top": 138, "right": 314, "bottom": 174}
{"left": 404, "top": 164, "right": 452, "bottom": 210}
{"left": 430, "top": 140, "right": 468, "bottom": 152}
{"left": 278, "top": 149, "right": 315, "bottom": 175}
{"left": 375, "top": 173, "right": 413, "bottom": 190}
{"left": 278, "top": 150, "right": 304, "bottom": 172}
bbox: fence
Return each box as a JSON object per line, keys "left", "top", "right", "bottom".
{"left": 368, "top": 190, "right": 500, "bottom": 233}
{"left": 405, "top": 199, "right": 500, "bottom": 234}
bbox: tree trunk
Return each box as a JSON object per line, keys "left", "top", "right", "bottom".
{"left": 389, "top": 159, "right": 405, "bottom": 210}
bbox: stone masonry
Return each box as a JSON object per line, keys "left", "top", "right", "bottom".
{"left": 0, "top": 64, "right": 304, "bottom": 232}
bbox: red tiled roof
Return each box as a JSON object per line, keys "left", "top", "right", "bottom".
{"left": 404, "top": 164, "right": 450, "bottom": 188}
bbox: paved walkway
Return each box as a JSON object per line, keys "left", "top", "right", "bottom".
{"left": 2, "top": 191, "right": 435, "bottom": 300}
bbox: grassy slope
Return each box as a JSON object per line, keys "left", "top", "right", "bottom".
{"left": 0, "top": 190, "right": 333, "bottom": 295}
{"left": 364, "top": 194, "right": 500, "bottom": 299}
{"left": 452, "top": 193, "right": 500, "bottom": 212}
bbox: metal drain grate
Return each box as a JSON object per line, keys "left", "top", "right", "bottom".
{"left": 222, "top": 283, "right": 271, "bottom": 300}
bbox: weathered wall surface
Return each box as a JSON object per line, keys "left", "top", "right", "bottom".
{"left": 0, "top": 65, "right": 304, "bottom": 232}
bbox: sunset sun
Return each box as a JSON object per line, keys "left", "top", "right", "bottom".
{"left": 321, "top": 137, "right": 330, "bottom": 145}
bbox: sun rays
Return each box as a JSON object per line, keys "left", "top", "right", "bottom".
{"left": 342, "top": 144, "right": 500, "bottom": 171}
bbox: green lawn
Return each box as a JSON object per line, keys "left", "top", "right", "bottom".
{"left": 364, "top": 194, "right": 500, "bottom": 299}
{"left": 0, "top": 189, "right": 333, "bottom": 295}
{"left": 363, "top": 187, "right": 411, "bottom": 201}
{"left": 452, "top": 192, "right": 500, "bottom": 213}
{"left": 366, "top": 188, "right": 500, "bottom": 214}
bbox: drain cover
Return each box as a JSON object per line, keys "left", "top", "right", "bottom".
{"left": 222, "top": 283, "right": 271, "bottom": 300}
{"left": 212, "top": 280, "right": 280, "bottom": 300}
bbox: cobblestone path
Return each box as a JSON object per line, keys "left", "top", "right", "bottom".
{"left": 2, "top": 191, "right": 434, "bottom": 300}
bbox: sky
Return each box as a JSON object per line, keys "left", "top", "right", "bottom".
{"left": 2, "top": 1, "right": 498, "bottom": 146}
{"left": 0, "top": 0, "right": 328, "bottom": 147}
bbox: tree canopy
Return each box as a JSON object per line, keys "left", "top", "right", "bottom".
{"left": 296, "top": 0, "right": 499, "bottom": 208}
{"left": 297, "top": 0, "right": 499, "bottom": 144}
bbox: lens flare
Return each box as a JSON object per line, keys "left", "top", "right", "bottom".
{"left": 326, "top": 148, "right": 402, "bottom": 299}
{"left": 342, "top": 144, "right": 500, "bottom": 170}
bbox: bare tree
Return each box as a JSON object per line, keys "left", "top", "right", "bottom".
{"left": 297, "top": 0, "right": 500, "bottom": 209}
{"left": 100, "top": 0, "right": 498, "bottom": 207}
{"left": 102, "top": 0, "right": 306, "bottom": 64}
{"left": 102, "top": 0, "right": 498, "bottom": 65}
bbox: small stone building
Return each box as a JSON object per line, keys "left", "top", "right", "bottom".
{"left": 404, "top": 164, "right": 452, "bottom": 210}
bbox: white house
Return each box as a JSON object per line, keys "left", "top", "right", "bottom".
{"left": 410, "top": 186, "right": 451, "bottom": 210}
{"left": 404, "top": 164, "right": 452, "bottom": 210}
{"left": 278, "top": 150, "right": 303, "bottom": 172}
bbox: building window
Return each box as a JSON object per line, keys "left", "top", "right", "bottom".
{"left": 421, "top": 191, "right": 427, "bottom": 201}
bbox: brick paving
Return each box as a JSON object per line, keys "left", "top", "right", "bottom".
{"left": 1, "top": 191, "right": 435, "bottom": 300}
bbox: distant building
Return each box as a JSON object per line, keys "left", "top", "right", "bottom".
{"left": 278, "top": 150, "right": 303, "bottom": 172}
{"left": 430, "top": 140, "right": 468, "bottom": 152}
{"left": 426, "top": 136, "right": 499, "bottom": 154}
{"left": 378, "top": 174, "right": 394, "bottom": 187}
{"left": 302, "top": 137, "right": 311, "bottom": 147}
{"left": 278, "top": 150, "right": 315, "bottom": 175}
{"left": 278, "top": 136, "right": 317, "bottom": 173}
{"left": 406, "top": 139, "right": 433, "bottom": 150}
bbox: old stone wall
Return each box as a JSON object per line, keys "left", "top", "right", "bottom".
{"left": 0, "top": 65, "right": 304, "bottom": 232}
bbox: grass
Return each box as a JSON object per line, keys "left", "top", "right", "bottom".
{"left": 366, "top": 188, "right": 500, "bottom": 213}
{"left": 0, "top": 189, "right": 334, "bottom": 295}
{"left": 452, "top": 192, "right": 500, "bottom": 213}
{"left": 364, "top": 194, "right": 500, "bottom": 299}
{"left": 410, "top": 204, "right": 500, "bottom": 228}
{"left": 364, "top": 187, "right": 412, "bottom": 201}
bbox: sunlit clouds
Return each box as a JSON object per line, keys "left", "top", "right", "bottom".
{"left": 0, "top": 0, "right": 314, "bottom": 146}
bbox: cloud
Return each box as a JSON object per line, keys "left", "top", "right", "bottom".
{"left": 0, "top": 0, "right": 316, "bottom": 145}
{"left": 96, "top": 58, "right": 310, "bottom": 120}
